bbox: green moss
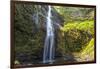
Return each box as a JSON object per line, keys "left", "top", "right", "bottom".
{"left": 81, "top": 38, "right": 94, "bottom": 57}
{"left": 62, "top": 20, "right": 94, "bottom": 36}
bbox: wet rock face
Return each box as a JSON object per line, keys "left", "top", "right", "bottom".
{"left": 32, "top": 5, "right": 64, "bottom": 30}
{"left": 14, "top": 3, "right": 64, "bottom": 64}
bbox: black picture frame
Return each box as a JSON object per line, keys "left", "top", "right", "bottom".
{"left": 11, "top": 0, "right": 96, "bottom": 68}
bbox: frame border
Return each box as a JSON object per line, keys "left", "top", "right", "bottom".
{"left": 10, "top": 0, "right": 96, "bottom": 68}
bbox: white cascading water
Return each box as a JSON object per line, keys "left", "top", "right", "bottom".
{"left": 43, "top": 6, "right": 55, "bottom": 64}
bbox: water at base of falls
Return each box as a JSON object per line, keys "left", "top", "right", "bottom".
{"left": 43, "top": 6, "right": 55, "bottom": 64}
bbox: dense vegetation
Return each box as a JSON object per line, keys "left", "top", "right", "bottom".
{"left": 55, "top": 6, "right": 95, "bottom": 62}
{"left": 14, "top": 3, "right": 95, "bottom": 65}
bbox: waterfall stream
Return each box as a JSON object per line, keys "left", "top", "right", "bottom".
{"left": 43, "top": 6, "right": 55, "bottom": 64}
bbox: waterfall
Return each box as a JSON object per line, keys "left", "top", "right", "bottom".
{"left": 43, "top": 6, "right": 55, "bottom": 64}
